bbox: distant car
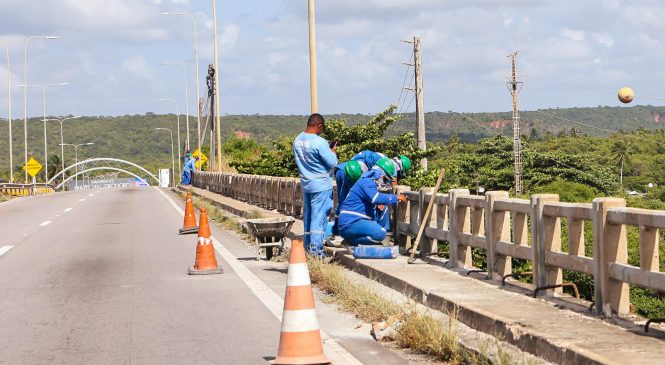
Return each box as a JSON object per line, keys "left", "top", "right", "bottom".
{"left": 627, "top": 190, "right": 645, "bottom": 197}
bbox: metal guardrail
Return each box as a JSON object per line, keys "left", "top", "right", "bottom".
{"left": 0, "top": 183, "right": 56, "bottom": 197}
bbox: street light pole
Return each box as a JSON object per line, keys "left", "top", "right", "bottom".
{"left": 0, "top": 37, "right": 13, "bottom": 182}
{"left": 212, "top": 0, "right": 223, "bottom": 171}
{"left": 19, "top": 82, "right": 69, "bottom": 182}
{"left": 23, "top": 35, "right": 58, "bottom": 182}
{"left": 45, "top": 115, "right": 81, "bottom": 187}
{"left": 308, "top": 0, "right": 318, "bottom": 113}
{"left": 160, "top": 62, "right": 190, "bottom": 150}
{"left": 162, "top": 12, "right": 201, "bottom": 156}
{"left": 60, "top": 142, "right": 93, "bottom": 189}
{"left": 155, "top": 127, "right": 175, "bottom": 187}
{"left": 158, "top": 98, "right": 182, "bottom": 177}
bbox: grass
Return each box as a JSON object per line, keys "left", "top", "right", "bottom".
{"left": 307, "top": 257, "right": 471, "bottom": 363}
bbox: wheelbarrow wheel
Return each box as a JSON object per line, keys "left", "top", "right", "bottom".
{"left": 265, "top": 246, "right": 274, "bottom": 261}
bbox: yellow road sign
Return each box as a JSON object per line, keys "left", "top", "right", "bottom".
{"left": 192, "top": 149, "right": 208, "bottom": 170}
{"left": 22, "top": 157, "right": 43, "bottom": 177}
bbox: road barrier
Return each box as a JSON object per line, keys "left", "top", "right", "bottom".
{"left": 191, "top": 171, "right": 665, "bottom": 317}
{"left": 0, "top": 183, "right": 55, "bottom": 197}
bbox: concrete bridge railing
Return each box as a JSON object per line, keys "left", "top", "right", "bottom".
{"left": 0, "top": 183, "right": 55, "bottom": 197}
{"left": 192, "top": 171, "right": 664, "bottom": 318}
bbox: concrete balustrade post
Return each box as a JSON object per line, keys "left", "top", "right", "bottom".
{"left": 394, "top": 185, "right": 411, "bottom": 250}
{"left": 532, "top": 194, "right": 561, "bottom": 297}
{"left": 449, "top": 189, "right": 472, "bottom": 269}
{"left": 485, "top": 191, "right": 511, "bottom": 280}
{"left": 418, "top": 187, "right": 436, "bottom": 256}
{"left": 592, "top": 197, "right": 629, "bottom": 316}
{"left": 407, "top": 191, "right": 420, "bottom": 252}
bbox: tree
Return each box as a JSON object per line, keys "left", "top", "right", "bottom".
{"left": 611, "top": 138, "right": 633, "bottom": 187}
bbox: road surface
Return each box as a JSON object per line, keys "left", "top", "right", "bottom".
{"left": 0, "top": 188, "right": 406, "bottom": 364}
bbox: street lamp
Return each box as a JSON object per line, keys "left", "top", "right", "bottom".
{"left": 45, "top": 115, "right": 81, "bottom": 186}
{"left": 19, "top": 82, "right": 69, "bottom": 182}
{"left": 160, "top": 62, "right": 190, "bottom": 150}
{"left": 162, "top": 11, "right": 201, "bottom": 156}
{"left": 0, "top": 36, "right": 13, "bottom": 182}
{"left": 158, "top": 98, "right": 182, "bottom": 177}
{"left": 308, "top": 0, "right": 319, "bottom": 113}
{"left": 155, "top": 128, "right": 175, "bottom": 187}
{"left": 60, "top": 142, "right": 93, "bottom": 189}
{"left": 23, "top": 35, "right": 58, "bottom": 182}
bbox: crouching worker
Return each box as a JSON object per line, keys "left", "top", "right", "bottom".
{"left": 338, "top": 161, "right": 407, "bottom": 246}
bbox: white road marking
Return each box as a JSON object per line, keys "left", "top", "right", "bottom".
{"left": 55, "top": 214, "right": 60, "bottom": 217}
{"left": 0, "top": 245, "right": 15, "bottom": 256}
{"left": 79, "top": 198, "right": 85, "bottom": 202}
{"left": 39, "top": 221, "right": 52, "bottom": 227}
{"left": 88, "top": 193, "right": 94, "bottom": 197}
{"left": 64, "top": 208, "right": 72, "bottom": 212}
{"left": 156, "top": 188, "right": 362, "bottom": 365}
{"left": 22, "top": 233, "right": 28, "bottom": 237}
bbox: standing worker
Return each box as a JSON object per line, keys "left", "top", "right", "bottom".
{"left": 338, "top": 162, "right": 407, "bottom": 246}
{"left": 180, "top": 153, "right": 198, "bottom": 185}
{"left": 293, "top": 113, "right": 338, "bottom": 257}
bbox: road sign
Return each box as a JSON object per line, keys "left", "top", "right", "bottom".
{"left": 192, "top": 149, "right": 208, "bottom": 170}
{"left": 22, "top": 157, "right": 43, "bottom": 177}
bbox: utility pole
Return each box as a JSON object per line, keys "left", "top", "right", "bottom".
{"left": 506, "top": 51, "right": 523, "bottom": 195}
{"left": 212, "top": 0, "right": 223, "bottom": 172}
{"left": 414, "top": 36, "right": 427, "bottom": 170}
{"left": 403, "top": 36, "right": 427, "bottom": 170}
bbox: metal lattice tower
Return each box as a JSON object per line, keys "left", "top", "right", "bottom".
{"left": 506, "top": 51, "right": 523, "bottom": 195}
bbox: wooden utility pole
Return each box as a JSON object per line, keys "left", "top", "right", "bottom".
{"left": 413, "top": 36, "right": 427, "bottom": 170}
{"left": 308, "top": 0, "right": 318, "bottom": 113}
{"left": 507, "top": 51, "right": 523, "bottom": 195}
{"left": 212, "top": 0, "right": 223, "bottom": 171}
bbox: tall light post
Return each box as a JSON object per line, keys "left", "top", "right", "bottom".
{"left": 160, "top": 61, "right": 190, "bottom": 150}
{"left": 19, "top": 82, "right": 69, "bottom": 182}
{"left": 60, "top": 142, "right": 93, "bottom": 189}
{"left": 212, "top": 0, "right": 222, "bottom": 171}
{"left": 45, "top": 115, "right": 81, "bottom": 187}
{"left": 0, "top": 37, "right": 13, "bottom": 182}
{"left": 308, "top": 0, "right": 319, "bottom": 113}
{"left": 155, "top": 127, "right": 175, "bottom": 187}
{"left": 24, "top": 35, "right": 58, "bottom": 182}
{"left": 162, "top": 11, "right": 201, "bottom": 156}
{"left": 158, "top": 98, "right": 182, "bottom": 177}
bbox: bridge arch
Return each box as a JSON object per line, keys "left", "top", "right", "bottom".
{"left": 48, "top": 158, "right": 159, "bottom": 186}
{"left": 54, "top": 167, "right": 151, "bottom": 190}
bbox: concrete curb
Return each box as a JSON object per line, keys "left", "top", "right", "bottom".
{"left": 328, "top": 248, "right": 612, "bottom": 365}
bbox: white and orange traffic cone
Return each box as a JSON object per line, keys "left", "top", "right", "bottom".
{"left": 179, "top": 192, "right": 199, "bottom": 234}
{"left": 188, "top": 208, "right": 223, "bottom": 275}
{"left": 273, "top": 239, "right": 330, "bottom": 365}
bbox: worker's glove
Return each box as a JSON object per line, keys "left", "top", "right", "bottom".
{"left": 377, "top": 204, "right": 385, "bottom": 210}
{"left": 397, "top": 194, "right": 408, "bottom": 203}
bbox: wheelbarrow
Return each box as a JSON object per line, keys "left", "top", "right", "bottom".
{"left": 245, "top": 217, "right": 295, "bottom": 260}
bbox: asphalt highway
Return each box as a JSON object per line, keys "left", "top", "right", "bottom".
{"left": 0, "top": 188, "right": 406, "bottom": 365}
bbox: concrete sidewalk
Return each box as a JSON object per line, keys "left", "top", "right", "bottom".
{"left": 180, "top": 185, "right": 665, "bottom": 365}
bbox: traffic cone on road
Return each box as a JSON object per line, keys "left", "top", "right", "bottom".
{"left": 273, "top": 239, "right": 330, "bottom": 365}
{"left": 179, "top": 192, "right": 199, "bottom": 234}
{"left": 187, "top": 208, "right": 223, "bottom": 275}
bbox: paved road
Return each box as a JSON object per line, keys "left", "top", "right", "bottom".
{"left": 0, "top": 188, "right": 406, "bottom": 365}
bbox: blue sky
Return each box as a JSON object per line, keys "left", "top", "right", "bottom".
{"left": 0, "top": 0, "right": 664, "bottom": 118}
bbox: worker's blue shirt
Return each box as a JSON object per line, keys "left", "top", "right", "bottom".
{"left": 293, "top": 132, "right": 338, "bottom": 193}
{"left": 338, "top": 169, "right": 398, "bottom": 231}
{"left": 351, "top": 150, "right": 385, "bottom": 170}
{"left": 184, "top": 158, "right": 196, "bottom": 172}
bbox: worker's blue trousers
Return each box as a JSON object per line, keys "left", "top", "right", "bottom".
{"left": 303, "top": 189, "right": 333, "bottom": 257}
{"left": 339, "top": 219, "right": 387, "bottom": 246}
{"left": 180, "top": 169, "right": 192, "bottom": 185}
{"left": 332, "top": 169, "right": 353, "bottom": 236}
{"left": 375, "top": 205, "right": 391, "bottom": 232}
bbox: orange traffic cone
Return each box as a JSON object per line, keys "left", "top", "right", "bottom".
{"left": 187, "top": 208, "right": 223, "bottom": 275}
{"left": 179, "top": 192, "right": 199, "bottom": 234}
{"left": 273, "top": 240, "right": 330, "bottom": 365}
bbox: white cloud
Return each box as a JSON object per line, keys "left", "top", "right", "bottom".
{"left": 121, "top": 56, "right": 153, "bottom": 79}
{"left": 561, "top": 28, "right": 586, "bottom": 41}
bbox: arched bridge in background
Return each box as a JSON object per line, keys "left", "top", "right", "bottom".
{"left": 47, "top": 158, "right": 160, "bottom": 190}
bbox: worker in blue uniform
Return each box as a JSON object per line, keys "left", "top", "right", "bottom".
{"left": 180, "top": 153, "right": 198, "bottom": 185}
{"left": 293, "top": 113, "right": 338, "bottom": 257}
{"left": 375, "top": 155, "right": 413, "bottom": 231}
{"left": 338, "top": 158, "right": 407, "bottom": 246}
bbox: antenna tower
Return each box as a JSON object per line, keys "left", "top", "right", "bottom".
{"left": 506, "top": 51, "right": 524, "bottom": 195}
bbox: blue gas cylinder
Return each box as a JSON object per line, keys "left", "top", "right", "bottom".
{"left": 352, "top": 245, "right": 398, "bottom": 259}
